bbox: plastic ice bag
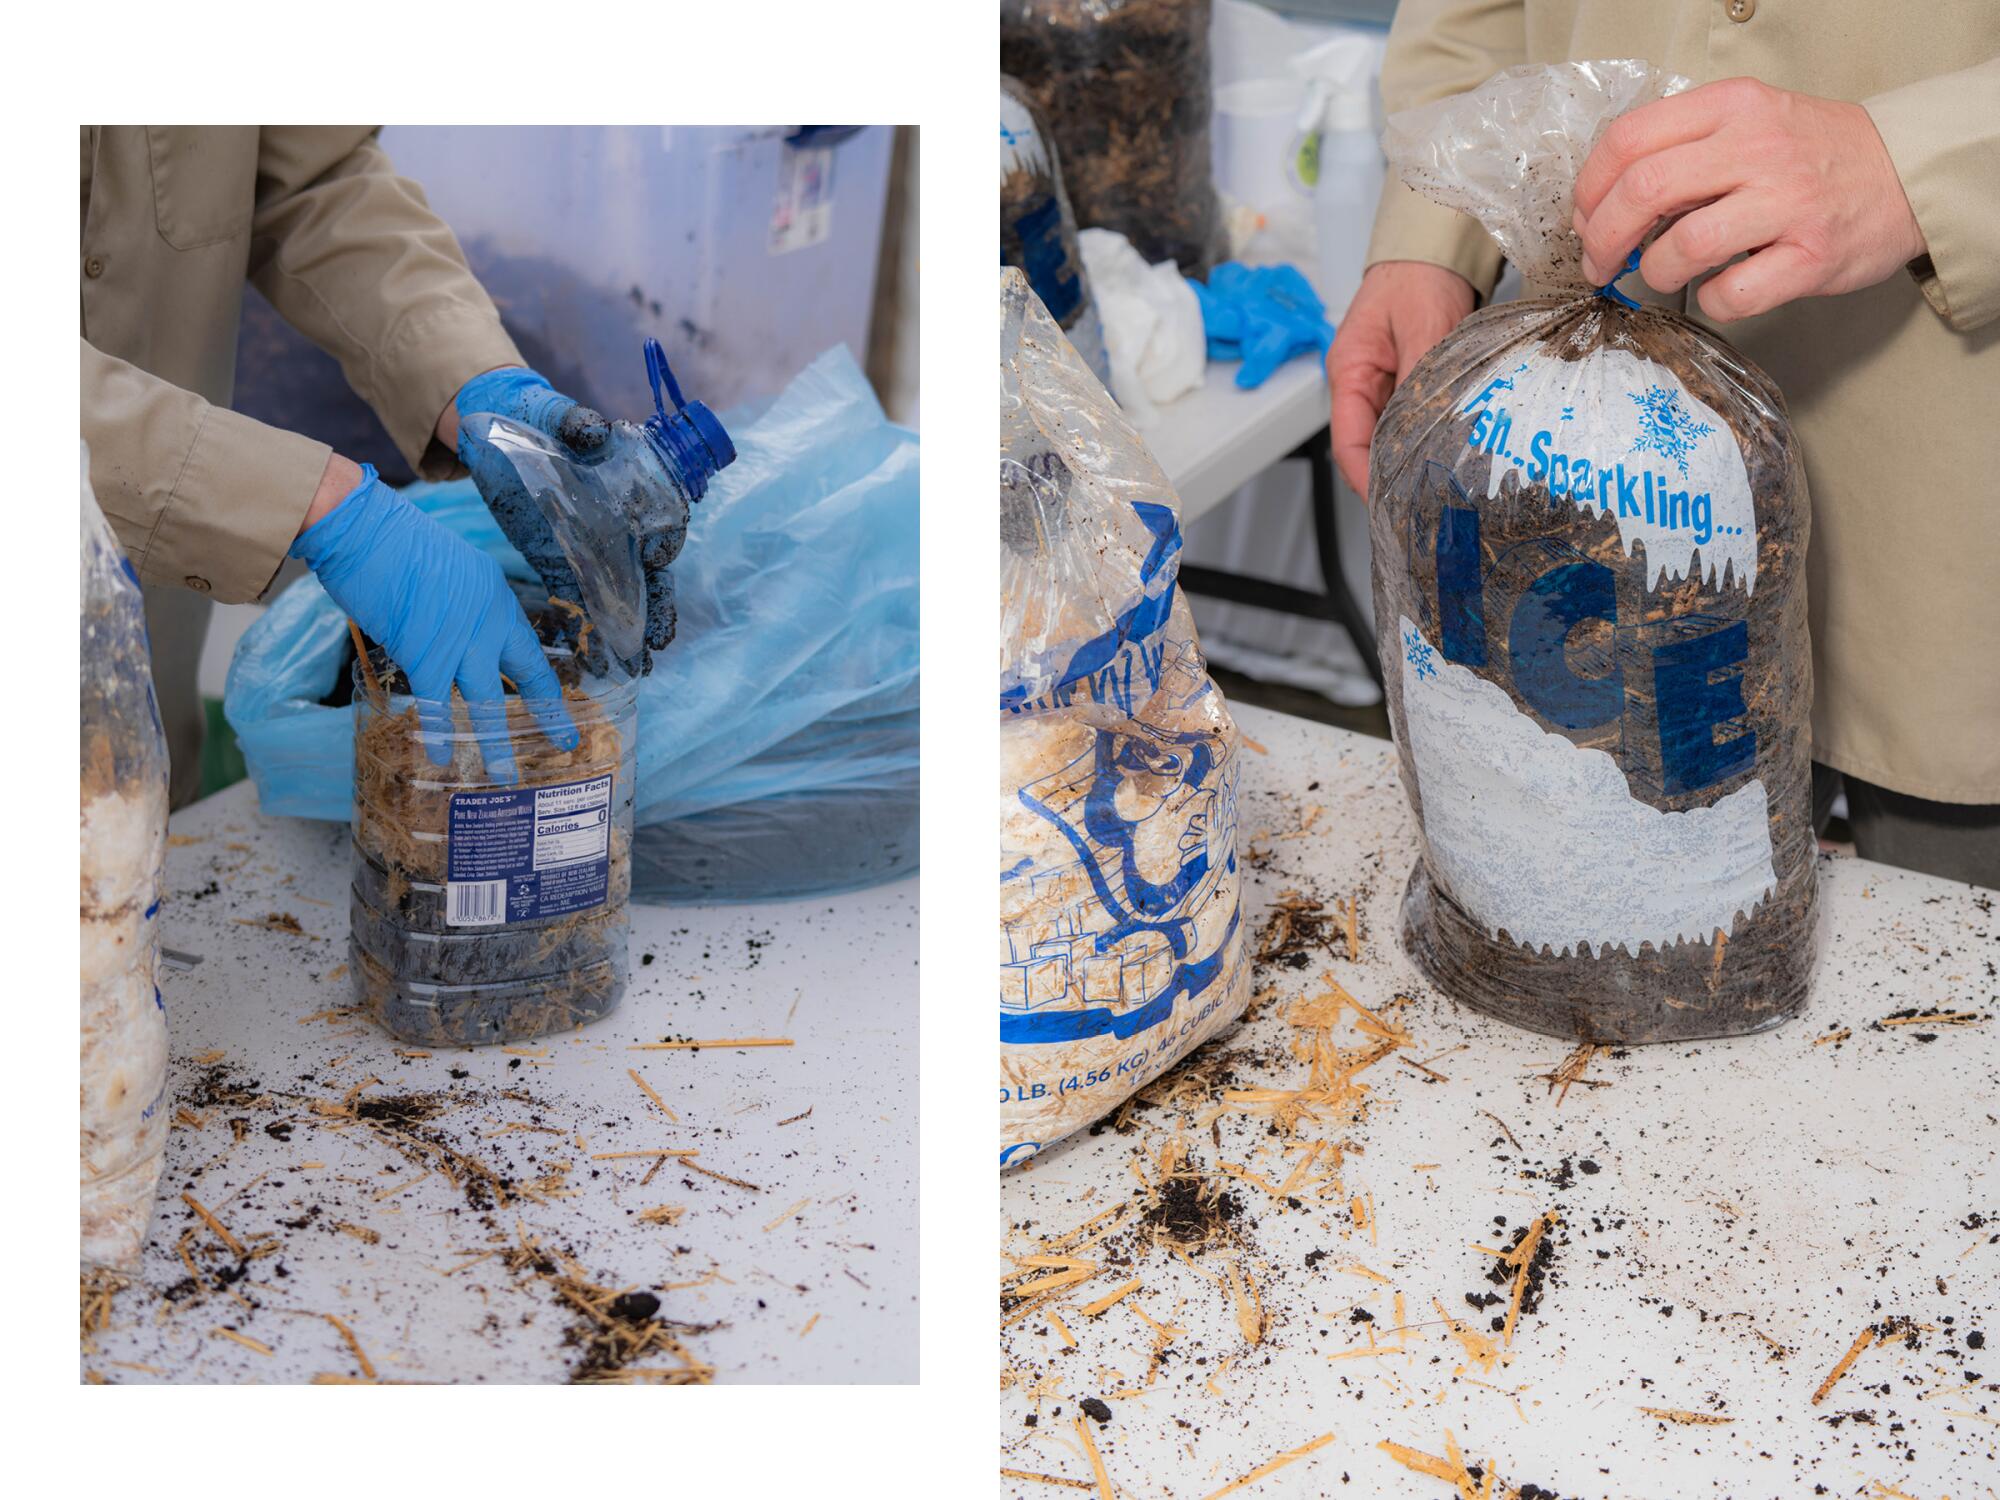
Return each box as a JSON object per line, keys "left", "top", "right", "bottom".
{"left": 226, "top": 345, "right": 918, "bottom": 903}
{"left": 999, "top": 267, "right": 1249, "bottom": 1168}
{"left": 80, "top": 440, "right": 170, "bottom": 1268}
{"left": 1369, "top": 63, "right": 1819, "bottom": 1044}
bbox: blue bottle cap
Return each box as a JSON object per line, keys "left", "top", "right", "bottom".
{"left": 641, "top": 337, "right": 736, "bottom": 501}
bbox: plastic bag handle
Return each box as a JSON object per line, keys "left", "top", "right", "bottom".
{"left": 645, "top": 336, "right": 688, "bottom": 421}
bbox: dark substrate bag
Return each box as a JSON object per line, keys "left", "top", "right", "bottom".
{"left": 1000, "top": 0, "right": 1225, "bottom": 277}
{"left": 1369, "top": 62, "right": 1820, "bottom": 1044}
{"left": 1002, "top": 75, "right": 1111, "bottom": 385}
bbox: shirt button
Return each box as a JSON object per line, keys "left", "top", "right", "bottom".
{"left": 184, "top": 576, "right": 212, "bottom": 593}
{"left": 84, "top": 255, "right": 106, "bottom": 278}
{"left": 1727, "top": 0, "right": 1756, "bottom": 20}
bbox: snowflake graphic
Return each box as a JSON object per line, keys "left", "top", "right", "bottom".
{"left": 1628, "top": 385, "right": 1715, "bottom": 477}
{"left": 1403, "top": 627, "right": 1438, "bottom": 681}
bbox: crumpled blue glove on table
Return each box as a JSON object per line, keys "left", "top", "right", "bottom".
{"left": 456, "top": 367, "right": 690, "bottom": 677}
{"left": 1190, "top": 262, "right": 1337, "bottom": 390}
{"left": 290, "top": 464, "right": 577, "bottom": 782}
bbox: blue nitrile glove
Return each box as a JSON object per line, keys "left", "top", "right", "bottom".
{"left": 456, "top": 367, "right": 690, "bottom": 678}
{"left": 1191, "top": 263, "right": 1337, "bottom": 390}
{"left": 291, "top": 465, "right": 577, "bottom": 783}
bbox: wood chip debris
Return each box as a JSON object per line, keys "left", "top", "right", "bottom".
{"left": 628, "top": 1037, "right": 795, "bottom": 1051}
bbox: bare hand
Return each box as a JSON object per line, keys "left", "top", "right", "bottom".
{"left": 1573, "top": 77, "right": 1925, "bottom": 323}
{"left": 1327, "top": 262, "right": 1476, "bottom": 496}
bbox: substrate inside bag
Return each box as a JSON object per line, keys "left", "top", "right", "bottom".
{"left": 348, "top": 644, "right": 635, "bottom": 1047}
{"left": 1370, "top": 295, "right": 1819, "bottom": 1042}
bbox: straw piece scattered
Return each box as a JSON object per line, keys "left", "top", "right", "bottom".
{"left": 591, "top": 1149, "right": 700, "bottom": 1161}
{"left": 763, "top": 1197, "right": 811, "bottom": 1233}
{"left": 1047, "top": 1309, "right": 1077, "bottom": 1349}
{"left": 1637, "top": 1406, "right": 1733, "bottom": 1425}
{"left": 1074, "top": 1416, "right": 1114, "bottom": 1500}
{"left": 636, "top": 1205, "right": 687, "bottom": 1226}
{"left": 1226, "top": 1262, "right": 1264, "bottom": 1346}
{"left": 799, "top": 1313, "right": 821, "bottom": 1338}
{"left": 319, "top": 1312, "right": 376, "bottom": 1380}
{"left": 1378, "top": 1432, "right": 1492, "bottom": 1500}
{"left": 1435, "top": 1298, "right": 1507, "bottom": 1374}
{"left": 778, "top": 1106, "right": 814, "bottom": 1126}
{"left": 628, "top": 1037, "right": 795, "bottom": 1050}
{"left": 1203, "top": 1432, "right": 1337, "bottom": 1500}
{"left": 1501, "top": 1212, "right": 1554, "bottom": 1348}
{"left": 1079, "top": 1278, "right": 1142, "bottom": 1317}
{"left": 1000, "top": 1470, "right": 1093, "bottom": 1491}
{"left": 180, "top": 1192, "right": 245, "bottom": 1257}
{"left": 1813, "top": 1028, "right": 1850, "bottom": 1046}
{"left": 626, "top": 1067, "right": 679, "bottom": 1122}
{"left": 1878, "top": 1011, "right": 1982, "bottom": 1028}
{"left": 681, "top": 1160, "right": 762, "bottom": 1192}
{"left": 213, "top": 1327, "right": 273, "bottom": 1356}
{"left": 1814, "top": 1326, "right": 1876, "bottom": 1404}
{"left": 373, "top": 1171, "right": 434, "bottom": 1203}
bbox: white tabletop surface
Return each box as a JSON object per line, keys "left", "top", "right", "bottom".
{"left": 1000, "top": 703, "right": 1997, "bottom": 1498}
{"left": 1138, "top": 352, "right": 1332, "bottom": 528}
{"left": 83, "top": 781, "right": 918, "bottom": 1385}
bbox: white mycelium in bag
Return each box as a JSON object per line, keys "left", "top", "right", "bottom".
{"left": 999, "top": 268, "right": 1249, "bottom": 1167}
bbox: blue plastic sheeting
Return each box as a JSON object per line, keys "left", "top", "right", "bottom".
{"left": 225, "top": 345, "right": 919, "bottom": 903}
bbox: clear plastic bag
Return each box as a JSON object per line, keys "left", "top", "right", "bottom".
{"left": 999, "top": 268, "right": 1249, "bottom": 1167}
{"left": 1002, "top": 76, "right": 1111, "bottom": 385}
{"left": 226, "top": 345, "right": 918, "bottom": 904}
{"left": 1381, "top": 59, "right": 1688, "bottom": 290}
{"left": 80, "top": 441, "right": 170, "bottom": 1268}
{"left": 1369, "top": 63, "right": 1819, "bottom": 1044}
{"left": 1001, "top": 0, "right": 1226, "bottom": 277}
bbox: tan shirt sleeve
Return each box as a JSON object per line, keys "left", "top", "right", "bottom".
{"left": 1363, "top": 0, "right": 1527, "bottom": 296}
{"left": 247, "top": 128, "right": 525, "bottom": 479}
{"left": 1864, "top": 56, "right": 2000, "bottom": 334}
{"left": 81, "top": 337, "right": 330, "bottom": 602}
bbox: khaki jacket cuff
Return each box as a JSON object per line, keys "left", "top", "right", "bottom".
{"left": 1864, "top": 63, "right": 2000, "bottom": 333}
{"left": 148, "top": 407, "right": 331, "bottom": 603}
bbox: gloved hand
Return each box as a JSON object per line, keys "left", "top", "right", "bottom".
{"left": 1191, "top": 263, "right": 1337, "bottom": 391}
{"left": 455, "top": 367, "right": 690, "bottom": 677}
{"left": 291, "top": 464, "right": 577, "bottom": 782}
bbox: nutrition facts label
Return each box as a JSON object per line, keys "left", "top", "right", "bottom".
{"left": 446, "top": 774, "right": 613, "bottom": 927}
